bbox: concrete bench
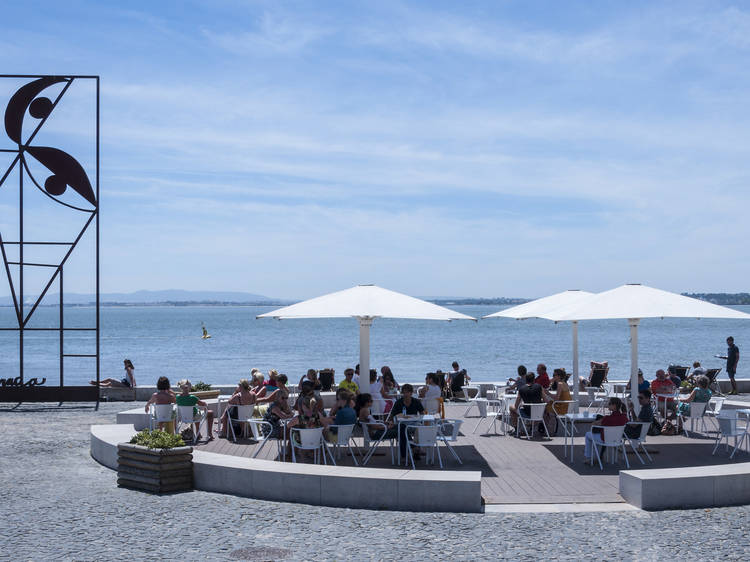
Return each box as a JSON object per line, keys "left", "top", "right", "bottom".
{"left": 620, "top": 463, "right": 750, "bottom": 510}
{"left": 90, "top": 423, "right": 481, "bottom": 512}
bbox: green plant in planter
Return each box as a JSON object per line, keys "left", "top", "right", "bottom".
{"left": 129, "top": 429, "right": 185, "bottom": 449}
{"left": 192, "top": 381, "right": 212, "bottom": 391}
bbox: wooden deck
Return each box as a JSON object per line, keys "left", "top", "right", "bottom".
{"left": 193, "top": 403, "right": 745, "bottom": 505}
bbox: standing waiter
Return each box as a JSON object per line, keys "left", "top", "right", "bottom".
{"left": 718, "top": 336, "right": 740, "bottom": 395}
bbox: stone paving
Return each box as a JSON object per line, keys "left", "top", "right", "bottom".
{"left": 1, "top": 402, "right": 749, "bottom": 561}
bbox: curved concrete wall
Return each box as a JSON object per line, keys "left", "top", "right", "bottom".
{"left": 90, "top": 424, "right": 482, "bottom": 513}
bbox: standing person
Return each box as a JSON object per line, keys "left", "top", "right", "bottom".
{"left": 91, "top": 359, "right": 136, "bottom": 388}
{"left": 718, "top": 336, "right": 740, "bottom": 395}
{"left": 176, "top": 379, "right": 215, "bottom": 441}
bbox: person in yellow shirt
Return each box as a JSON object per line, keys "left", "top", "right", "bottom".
{"left": 338, "top": 368, "right": 359, "bottom": 394}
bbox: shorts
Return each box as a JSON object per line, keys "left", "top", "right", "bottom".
{"left": 121, "top": 378, "right": 131, "bottom": 387}
{"left": 727, "top": 371, "right": 736, "bottom": 379}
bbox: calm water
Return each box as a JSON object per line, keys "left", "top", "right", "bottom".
{"left": 1, "top": 305, "right": 748, "bottom": 386}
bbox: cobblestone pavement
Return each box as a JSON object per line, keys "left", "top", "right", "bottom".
{"left": 1, "top": 402, "right": 749, "bottom": 561}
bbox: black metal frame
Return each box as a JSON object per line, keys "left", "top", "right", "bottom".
{"left": 0, "top": 75, "right": 99, "bottom": 403}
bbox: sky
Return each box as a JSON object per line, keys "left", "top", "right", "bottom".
{"left": 1, "top": 0, "right": 749, "bottom": 300}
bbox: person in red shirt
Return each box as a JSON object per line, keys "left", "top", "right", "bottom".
{"left": 534, "top": 363, "right": 551, "bottom": 389}
{"left": 583, "top": 397, "right": 628, "bottom": 464}
{"left": 650, "top": 369, "right": 677, "bottom": 419}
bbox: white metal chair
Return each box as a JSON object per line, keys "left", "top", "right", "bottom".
{"left": 325, "top": 424, "right": 359, "bottom": 466}
{"left": 227, "top": 404, "right": 255, "bottom": 442}
{"left": 405, "top": 424, "right": 442, "bottom": 469}
{"left": 585, "top": 387, "right": 607, "bottom": 412}
{"left": 371, "top": 398, "right": 395, "bottom": 420}
{"left": 624, "top": 422, "right": 653, "bottom": 464}
{"left": 590, "top": 425, "right": 629, "bottom": 470}
{"left": 551, "top": 400, "right": 577, "bottom": 437}
{"left": 148, "top": 403, "right": 175, "bottom": 432}
{"left": 176, "top": 405, "right": 207, "bottom": 444}
{"left": 712, "top": 413, "right": 749, "bottom": 459}
{"left": 245, "top": 419, "right": 283, "bottom": 459}
{"left": 516, "top": 402, "right": 549, "bottom": 439}
{"left": 678, "top": 401, "right": 708, "bottom": 436}
{"left": 438, "top": 419, "right": 463, "bottom": 464}
{"left": 704, "top": 397, "right": 725, "bottom": 430}
{"left": 360, "top": 421, "right": 396, "bottom": 465}
{"left": 290, "top": 427, "right": 332, "bottom": 465}
{"left": 473, "top": 399, "right": 505, "bottom": 435}
{"left": 463, "top": 394, "right": 486, "bottom": 417}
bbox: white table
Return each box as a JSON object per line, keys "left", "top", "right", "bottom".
{"left": 563, "top": 412, "right": 597, "bottom": 463}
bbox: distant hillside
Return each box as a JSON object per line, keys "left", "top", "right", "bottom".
{"left": 0, "top": 290, "right": 284, "bottom": 306}
{"left": 683, "top": 293, "right": 750, "bottom": 305}
{"left": 428, "top": 297, "right": 530, "bottom": 306}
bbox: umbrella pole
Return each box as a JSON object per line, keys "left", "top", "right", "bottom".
{"left": 572, "top": 321, "right": 579, "bottom": 412}
{"left": 359, "top": 317, "right": 373, "bottom": 447}
{"left": 629, "top": 318, "right": 640, "bottom": 416}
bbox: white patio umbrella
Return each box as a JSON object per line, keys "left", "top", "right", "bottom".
{"left": 483, "top": 290, "right": 595, "bottom": 406}
{"left": 257, "top": 284, "right": 476, "bottom": 394}
{"left": 543, "top": 284, "right": 750, "bottom": 414}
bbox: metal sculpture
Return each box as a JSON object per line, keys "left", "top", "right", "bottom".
{"left": 0, "top": 75, "right": 99, "bottom": 402}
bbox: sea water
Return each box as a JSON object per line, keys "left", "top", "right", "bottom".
{"left": 1, "top": 304, "right": 748, "bottom": 386}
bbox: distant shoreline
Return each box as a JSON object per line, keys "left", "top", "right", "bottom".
{"left": 2, "top": 293, "right": 749, "bottom": 307}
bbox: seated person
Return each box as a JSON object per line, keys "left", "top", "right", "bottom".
{"left": 325, "top": 390, "right": 356, "bottom": 442}
{"left": 546, "top": 368, "right": 572, "bottom": 414}
{"left": 318, "top": 368, "right": 335, "bottom": 391}
{"left": 687, "top": 361, "right": 707, "bottom": 385}
{"left": 356, "top": 392, "right": 398, "bottom": 441}
{"left": 534, "top": 363, "right": 551, "bottom": 389}
{"left": 579, "top": 361, "right": 609, "bottom": 391}
{"left": 258, "top": 374, "right": 291, "bottom": 406}
{"left": 298, "top": 368, "right": 322, "bottom": 392}
{"left": 583, "top": 397, "right": 628, "bottom": 465}
{"left": 506, "top": 365, "right": 528, "bottom": 392}
{"left": 380, "top": 367, "right": 399, "bottom": 397}
{"left": 338, "top": 368, "right": 359, "bottom": 395}
{"left": 625, "top": 389, "right": 655, "bottom": 438}
{"left": 650, "top": 369, "right": 678, "bottom": 418}
{"left": 264, "top": 369, "right": 280, "bottom": 393}
{"left": 144, "top": 376, "right": 176, "bottom": 432}
{"left": 176, "top": 379, "right": 215, "bottom": 441}
{"left": 369, "top": 369, "right": 387, "bottom": 400}
{"left": 386, "top": 384, "right": 426, "bottom": 459}
{"left": 508, "top": 372, "right": 544, "bottom": 433}
{"left": 262, "top": 389, "right": 294, "bottom": 439}
{"left": 289, "top": 391, "right": 331, "bottom": 431}
{"left": 666, "top": 366, "right": 683, "bottom": 388}
{"left": 418, "top": 372, "right": 442, "bottom": 400}
{"left": 625, "top": 369, "right": 650, "bottom": 393}
{"left": 219, "top": 378, "right": 257, "bottom": 438}
{"left": 447, "top": 361, "right": 470, "bottom": 396}
{"left": 676, "top": 375, "right": 712, "bottom": 430}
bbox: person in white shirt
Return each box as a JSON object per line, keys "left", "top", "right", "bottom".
{"left": 419, "top": 372, "right": 442, "bottom": 400}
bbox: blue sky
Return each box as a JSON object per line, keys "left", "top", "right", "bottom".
{"left": 1, "top": 0, "right": 749, "bottom": 299}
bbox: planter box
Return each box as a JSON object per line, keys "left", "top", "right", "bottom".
{"left": 192, "top": 390, "right": 220, "bottom": 399}
{"left": 117, "top": 442, "right": 193, "bottom": 493}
